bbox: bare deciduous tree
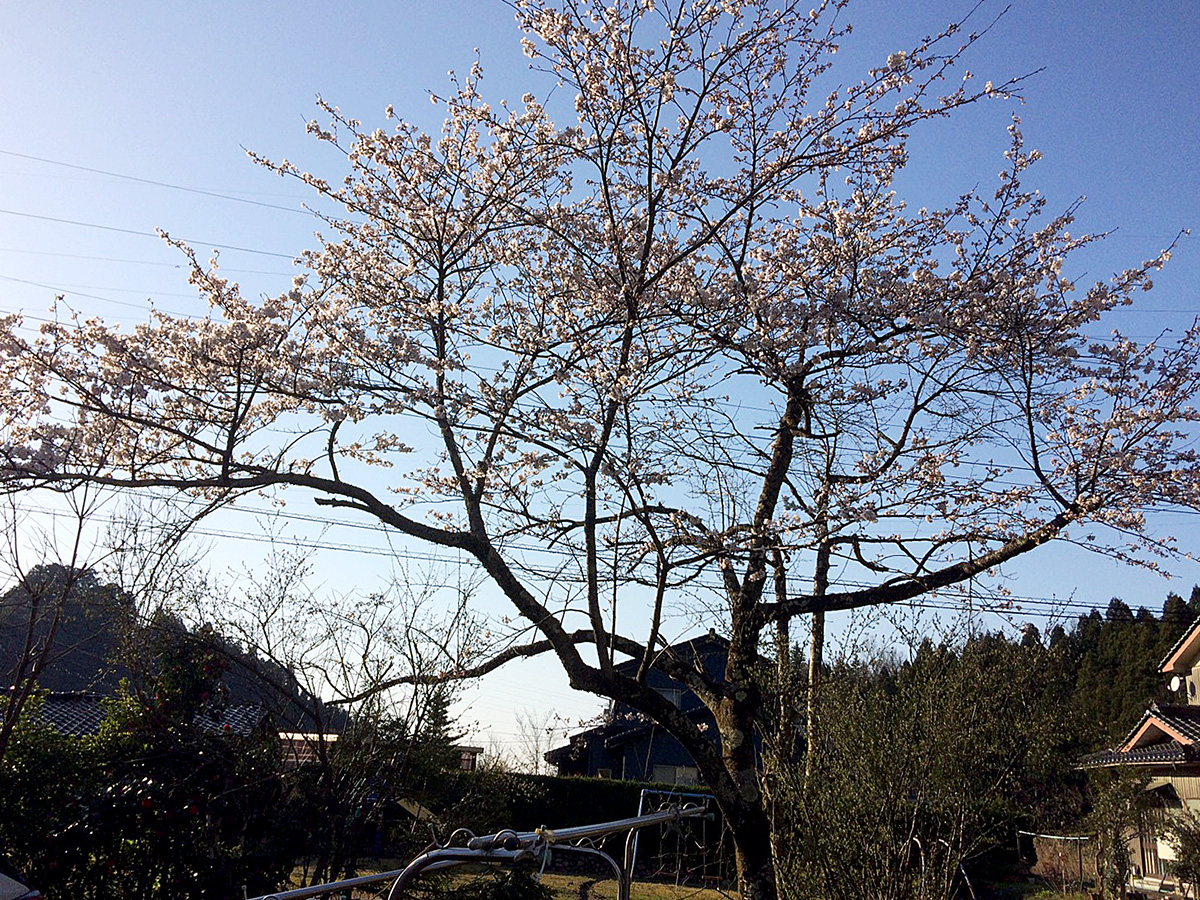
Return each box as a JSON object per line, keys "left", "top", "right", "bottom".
{"left": 171, "top": 544, "right": 478, "bottom": 884}
{"left": 0, "top": 488, "right": 124, "bottom": 757}
{"left": 512, "top": 707, "right": 569, "bottom": 775}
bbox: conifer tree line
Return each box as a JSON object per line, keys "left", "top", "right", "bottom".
{"left": 769, "top": 588, "right": 1200, "bottom": 900}
{"left": 1059, "top": 588, "right": 1200, "bottom": 743}
{"left": 808, "top": 585, "right": 1200, "bottom": 752}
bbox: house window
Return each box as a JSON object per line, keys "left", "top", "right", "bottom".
{"left": 653, "top": 765, "right": 699, "bottom": 785}
{"left": 597, "top": 768, "right": 612, "bottom": 779}
{"left": 455, "top": 746, "right": 483, "bottom": 772}
{"left": 655, "top": 687, "right": 682, "bottom": 707}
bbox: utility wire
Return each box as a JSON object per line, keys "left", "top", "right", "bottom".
{"left": 0, "top": 207, "right": 297, "bottom": 259}
{"left": 0, "top": 148, "right": 310, "bottom": 214}
{"left": 0, "top": 274, "right": 129, "bottom": 309}
{"left": 0, "top": 274, "right": 200, "bottom": 311}
{"left": 17, "top": 498, "right": 1182, "bottom": 624}
{"left": 0, "top": 246, "right": 293, "bottom": 276}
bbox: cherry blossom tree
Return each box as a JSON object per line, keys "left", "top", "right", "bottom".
{"left": 1, "top": 2, "right": 1197, "bottom": 896}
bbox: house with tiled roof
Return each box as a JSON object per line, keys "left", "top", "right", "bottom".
{"left": 545, "top": 633, "right": 728, "bottom": 784}
{"left": 16, "top": 689, "right": 273, "bottom": 739}
{"left": 1085, "top": 614, "right": 1200, "bottom": 885}
{"left": 1, "top": 566, "right": 345, "bottom": 761}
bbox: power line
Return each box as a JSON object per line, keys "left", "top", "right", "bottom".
{"left": 16, "top": 495, "right": 1186, "bottom": 625}
{"left": 0, "top": 274, "right": 134, "bottom": 310}
{"left": 0, "top": 282, "right": 199, "bottom": 322}
{"left": 0, "top": 148, "right": 310, "bottom": 214}
{"left": 0, "top": 273, "right": 202, "bottom": 313}
{"left": 0, "top": 207, "right": 297, "bottom": 259}
{"left": 0, "top": 246, "right": 294, "bottom": 276}
{"left": 4, "top": 277, "right": 210, "bottom": 299}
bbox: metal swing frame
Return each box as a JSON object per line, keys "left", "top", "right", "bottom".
{"left": 248, "top": 803, "right": 707, "bottom": 900}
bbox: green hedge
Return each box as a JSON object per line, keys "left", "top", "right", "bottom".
{"left": 442, "top": 770, "right": 710, "bottom": 833}
{"left": 424, "top": 771, "right": 725, "bottom": 881}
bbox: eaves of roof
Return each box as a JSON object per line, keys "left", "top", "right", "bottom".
{"left": 1084, "top": 703, "right": 1200, "bottom": 770}
{"left": 1082, "top": 743, "right": 1198, "bottom": 767}
{"left": 612, "top": 633, "right": 729, "bottom": 677}
{"left": 1118, "top": 703, "right": 1200, "bottom": 752}
{"left": 1156, "top": 704, "right": 1200, "bottom": 742}
{"left": 1160, "top": 614, "right": 1200, "bottom": 674}
{"left": 603, "top": 705, "right": 714, "bottom": 749}
{"left": 545, "top": 723, "right": 620, "bottom": 763}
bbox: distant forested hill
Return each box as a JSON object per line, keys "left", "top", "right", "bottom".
{"left": 1049, "top": 586, "right": 1200, "bottom": 746}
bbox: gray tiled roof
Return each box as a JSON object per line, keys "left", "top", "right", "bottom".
{"left": 39, "top": 692, "right": 108, "bottom": 736}
{"left": 1084, "top": 703, "right": 1200, "bottom": 768}
{"left": 1126, "top": 703, "right": 1200, "bottom": 745}
{"left": 1083, "top": 744, "right": 1195, "bottom": 767}
{"left": 195, "top": 704, "right": 268, "bottom": 736}
{"left": 26, "top": 691, "right": 268, "bottom": 737}
{"left": 1155, "top": 703, "right": 1200, "bottom": 742}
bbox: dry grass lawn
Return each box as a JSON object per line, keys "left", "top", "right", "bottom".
{"left": 537, "top": 873, "right": 732, "bottom": 900}
{"left": 286, "top": 861, "right": 734, "bottom": 900}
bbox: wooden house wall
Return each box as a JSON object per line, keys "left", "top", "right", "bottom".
{"left": 1171, "top": 774, "right": 1200, "bottom": 802}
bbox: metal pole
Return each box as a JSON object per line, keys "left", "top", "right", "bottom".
{"left": 253, "top": 868, "right": 408, "bottom": 900}
{"left": 554, "top": 845, "right": 629, "bottom": 900}
{"left": 1078, "top": 840, "right": 1083, "bottom": 892}
{"left": 626, "top": 789, "right": 710, "bottom": 877}
{"left": 386, "top": 849, "right": 527, "bottom": 900}
{"left": 245, "top": 804, "right": 706, "bottom": 900}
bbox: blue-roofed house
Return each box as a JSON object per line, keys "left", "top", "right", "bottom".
{"left": 545, "top": 633, "right": 729, "bottom": 785}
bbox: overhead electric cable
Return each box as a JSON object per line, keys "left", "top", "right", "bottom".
{"left": 0, "top": 273, "right": 196, "bottom": 301}
{"left": 0, "top": 148, "right": 310, "bottom": 214}
{"left": 18, "top": 499, "right": 1186, "bottom": 624}
{"left": 0, "top": 208, "right": 297, "bottom": 259}
{"left": 0, "top": 247, "right": 294, "bottom": 276}
{"left": 0, "top": 273, "right": 140, "bottom": 309}
{"left": 0, "top": 275, "right": 197, "bottom": 318}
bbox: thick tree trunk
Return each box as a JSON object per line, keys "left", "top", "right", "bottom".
{"left": 703, "top": 755, "right": 778, "bottom": 900}
{"left": 679, "top": 708, "right": 780, "bottom": 900}
{"left": 716, "top": 610, "right": 780, "bottom": 900}
{"left": 729, "top": 807, "right": 779, "bottom": 900}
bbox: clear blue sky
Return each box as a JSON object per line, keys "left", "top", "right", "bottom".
{"left": 2, "top": 1, "right": 1199, "bottom": 749}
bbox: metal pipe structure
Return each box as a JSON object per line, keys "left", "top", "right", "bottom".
{"left": 245, "top": 804, "right": 706, "bottom": 900}
{"left": 251, "top": 868, "right": 408, "bottom": 900}
{"left": 627, "top": 788, "right": 712, "bottom": 877}
{"left": 466, "top": 805, "right": 704, "bottom": 850}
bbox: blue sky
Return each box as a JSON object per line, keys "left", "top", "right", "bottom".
{"left": 2, "top": 1, "right": 1199, "bottom": 749}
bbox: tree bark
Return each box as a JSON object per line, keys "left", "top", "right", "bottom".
{"left": 725, "top": 799, "right": 779, "bottom": 900}
{"left": 804, "top": 533, "right": 831, "bottom": 785}
{"left": 804, "top": 609, "right": 824, "bottom": 785}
